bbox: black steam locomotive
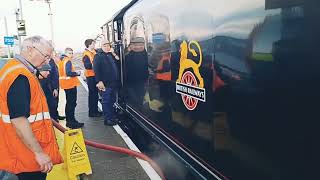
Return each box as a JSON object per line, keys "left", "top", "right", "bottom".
{"left": 100, "top": 0, "right": 320, "bottom": 179}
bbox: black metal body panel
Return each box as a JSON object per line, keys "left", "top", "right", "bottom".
{"left": 103, "top": 0, "right": 320, "bottom": 179}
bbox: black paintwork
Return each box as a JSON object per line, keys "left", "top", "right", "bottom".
{"left": 103, "top": 0, "right": 320, "bottom": 179}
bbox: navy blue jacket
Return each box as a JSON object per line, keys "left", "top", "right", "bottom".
{"left": 39, "top": 58, "right": 59, "bottom": 91}
{"left": 83, "top": 55, "right": 93, "bottom": 70}
{"left": 93, "top": 50, "right": 120, "bottom": 88}
{"left": 125, "top": 50, "right": 149, "bottom": 84}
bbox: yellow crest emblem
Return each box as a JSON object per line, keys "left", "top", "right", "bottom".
{"left": 177, "top": 40, "right": 204, "bottom": 88}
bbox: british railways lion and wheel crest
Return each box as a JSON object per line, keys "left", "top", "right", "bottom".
{"left": 176, "top": 40, "right": 206, "bottom": 110}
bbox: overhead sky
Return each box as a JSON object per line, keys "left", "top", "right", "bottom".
{"left": 0, "top": 0, "right": 131, "bottom": 52}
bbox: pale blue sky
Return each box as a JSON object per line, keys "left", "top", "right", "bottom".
{"left": 0, "top": 0, "right": 131, "bottom": 52}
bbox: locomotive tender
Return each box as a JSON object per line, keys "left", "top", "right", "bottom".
{"left": 100, "top": 0, "right": 320, "bottom": 179}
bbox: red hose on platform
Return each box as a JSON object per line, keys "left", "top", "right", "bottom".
{"left": 52, "top": 120, "right": 166, "bottom": 180}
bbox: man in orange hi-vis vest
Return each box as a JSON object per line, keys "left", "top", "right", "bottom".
{"left": 82, "top": 39, "right": 102, "bottom": 117}
{"left": 58, "top": 48, "right": 83, "bottom": 129}
{"left": 0, "top": 36, "right": 63, "bottom": 180}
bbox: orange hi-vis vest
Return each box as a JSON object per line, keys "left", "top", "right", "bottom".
{"left": 155, "top": 51, "right": 172, "bottom": 81}
{"left": 211, "top": 64, "right": 226, "bottom": 91}
{"left": 0, "top": 59, "right": 63, "bottom": 174}
{"left": 58, "top": 56, "right": 80, "bottom": 89}
{"left": 82, "top": 49, "right": 96, "bottom": 77}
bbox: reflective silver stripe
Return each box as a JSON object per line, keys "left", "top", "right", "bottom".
{"left": 0, "top": 112, "right": 50, "bottom": 123}
{"left": 43, "top": 112, "right": 51, "bottom": 119}
{"left": 59, "top": 76, "right": 71, "bottom": 80}
{"left": 27, "top": 112, "right": 51, "bottom": 122}
{"left": 0, "top": 112, "right": 11, "bottom": 123}
{"left": 0, "top": 64, "right": 26, "bottom": 83}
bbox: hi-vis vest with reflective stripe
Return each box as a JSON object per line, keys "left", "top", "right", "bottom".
{"left": 83, "top": 49, "right": 96, "bottom": 77}
{"left": 58, "top": 56, "right": 80, "bottom": 89}
{"left": 0, "top": 59, "right": 63, "bottom": 174}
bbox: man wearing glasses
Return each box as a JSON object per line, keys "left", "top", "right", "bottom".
{"left": 0, "top": 36, "right": 62, "bottom": 180}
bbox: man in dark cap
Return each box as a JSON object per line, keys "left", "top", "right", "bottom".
{"left": 38, "top": 57, "right": 60, "bottom": 122}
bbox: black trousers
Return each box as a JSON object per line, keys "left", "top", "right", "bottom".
{"left": 41, "top": 81, "right": 58, "bottom": 120}
{"left": 65, "top": 87, "right": 77, "bottom": 123}
{"left": 16, "top": 172, "right": 47, "bottom": 180}
{"left": 87, "top": 76, "right": 99, "bottom": 114}
{"left": 54, "top": 90, "right": 60, "bottom": 118}
{"left": 127, "top": 82, "right": 145, "bottom": 107}
{"left": 46, "top": 89, "right": 58, "bottom": 120}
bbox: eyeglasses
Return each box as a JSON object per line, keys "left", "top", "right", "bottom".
{"left": 33, "top": 46, "right": 51, "bottom": 60}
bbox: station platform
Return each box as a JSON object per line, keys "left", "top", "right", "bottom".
{"left": 52, "top": 72, "right": 159, "bottom": 179}
{"left": 0, "top": 57, "right": 162, "bottom": 180}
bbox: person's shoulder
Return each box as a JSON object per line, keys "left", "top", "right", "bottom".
{"left": 95, "top": 50, "right": 106, "bottom": 58}
{"left": 12, "top": 74, "right": 29, "bottom": 87}
{"left": 95, "top": 48, "right": 103, "bottom": 54}
{"left": 96, "top": 53, "right": 103, "bottom": 57}
{"left": 49, "top": 58, "right": 55, "bottom": 64}
{"left": 65, "top": 60, "right": 72, "bottom": 67}
{"left": 16, "top": 74, "right": 28, "bottom": 80}
{"left": 60, "top": 54, "right": 67, "bottom": 60}
{"left": 93, "top": 52, "right": 103, "bottom": 62}
{"left": 125, "top": 53, "right": 130, "bottom": 59}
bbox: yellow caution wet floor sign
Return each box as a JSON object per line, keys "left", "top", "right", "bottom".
{"left": 65, "top": 129, "right": 92, "bottom": 180}
{"left": 48, "top": 127, "right": 92, "bottom": 180}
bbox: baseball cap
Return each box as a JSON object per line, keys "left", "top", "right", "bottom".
{"left": 131, "top": 37, "right": 145, "bottom": 43}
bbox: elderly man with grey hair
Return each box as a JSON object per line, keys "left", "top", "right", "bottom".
{"left": 93, "top": 39, "right": 120, "bottom": 126}
{"left": 0, "top": 36, "right": 62, "bottom": 180}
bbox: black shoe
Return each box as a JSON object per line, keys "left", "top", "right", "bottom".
{"left": 66, "top": 123, "right": 80, "bottom": 129}
{"left": 66, "top": 121, "right": 84, "bottom": 129}
{"left": 104, "top": 121, "right": 117, "bottom": 126}
{"left": 75, "top": 121, "right": 84, "bottom": 127}
{"left": 58, "top": 115, "right": 66, "bottom": 120}
{"left": 89, "top": 112, "right": 103, "bottom": 117}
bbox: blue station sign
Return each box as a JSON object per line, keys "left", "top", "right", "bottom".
{"left": 4, "top": 36, "right": 14, "bottom": 46}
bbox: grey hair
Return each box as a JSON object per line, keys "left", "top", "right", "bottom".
{"left": 21, "top": 36, "right": 53, "bottom": 52}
